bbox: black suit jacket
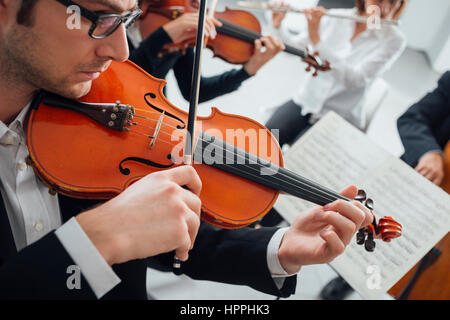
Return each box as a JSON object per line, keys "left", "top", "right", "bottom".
{"left": 398, "top": 71, "right": 450, "bottom": 167}
{"left": 0, "top": 193, "right": 296, "bottom": 299}
{"left": 127, "top": 27, "right": 251, "bottom": 103}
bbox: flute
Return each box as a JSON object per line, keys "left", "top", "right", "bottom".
{"left": 236, "top": 1, "right": 400, "bottom": 26}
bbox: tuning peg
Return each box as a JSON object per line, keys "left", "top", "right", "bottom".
{"left": 365, "top": 198, "right": 374, "bottom": 210}
{"left": 355, "top": 189, "right": 367, "bottom": 202}
{"left": 364, "top": 233, "right": 376, "bottom": 252}
{"left": 356, "top": 229, "right": 366, "bottom": 245}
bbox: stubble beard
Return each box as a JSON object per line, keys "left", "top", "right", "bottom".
{"left": 0, "top": 26, "right": 92, "bottom": 100}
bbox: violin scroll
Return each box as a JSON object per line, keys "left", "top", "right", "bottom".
{"left": 302, "top": 49, "right": 331, "bottom": 77}
{"left": 354, "top": 189, "right": 402, "bottom": 252}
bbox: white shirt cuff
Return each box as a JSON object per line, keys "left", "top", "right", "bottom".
{"left": 267, "top": 227, "right": 298, "bottom": 289}
{"left": 55, "top": 217, "right": 121, "bottom": 299}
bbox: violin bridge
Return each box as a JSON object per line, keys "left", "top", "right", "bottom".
{"left": 149, "top": 111, "right": 165, "bottom": 149}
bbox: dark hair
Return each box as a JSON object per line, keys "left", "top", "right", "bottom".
{"left": 17, "top": 0, "right": 39, "bottom": 26}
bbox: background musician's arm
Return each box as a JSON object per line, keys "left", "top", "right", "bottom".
{"left": 307, "top": 8, "right": 406, "bottom": 89}
{"left": 129, "top": 26, "right": 173, "bottom": 76}
{"left": 173, "top": 48, "right": 253, "bottom": 103}
{"left": 172, "top": 35, "right": 283, "bottom": 104}
{"left": 272, "top": 6, "right": 406, "bottom": 89}
{"left": 317, "top": 29, "right": 406, "bottom": 89}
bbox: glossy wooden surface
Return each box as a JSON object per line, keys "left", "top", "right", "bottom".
{"left": 27, "top": 61, "right": 283, "bottom": 229}
{"left": 388, "top": 143, "right": 450, "bottom": 300}
{"left": 139, "top": 0, "right": 261, "bottom": 64}
{"left": 209, "top": 8, "right": 261, "bottom": 64}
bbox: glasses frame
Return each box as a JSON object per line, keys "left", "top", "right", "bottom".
{"left": 56, "top": 0, "right": 142, "bottom": 39}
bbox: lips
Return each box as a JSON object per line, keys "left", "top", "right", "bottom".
{"left": 80, "top": 62, "right": 111, "bottom": 81}
{"left": 81, "top": 71, "right": 101, "bottom": 80}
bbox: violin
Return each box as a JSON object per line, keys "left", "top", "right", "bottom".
{"left": 25, "top": 59, "right": 401, "bottom": 251}
{"left": 138, "top": 0, "right": 330, "bottom": 75}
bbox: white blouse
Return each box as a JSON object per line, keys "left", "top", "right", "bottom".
{"left": 273, "top": 8, "right": 406, "bottom": 129}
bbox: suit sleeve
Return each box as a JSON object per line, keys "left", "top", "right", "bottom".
{"left": 0, "top": 230, "right": 149, "bottom": 300}
{"left": 397, "top": 71, "right": 450, "bottom": 167}
{"left": 173, "top": 49, "right": 252, "bottom": 103}
{"left": 129, "top": 26, "right": 173, "bottom": 75}
{"left": 147, "top": 223, "right": 297, "bottom": 298}
{"left": 0, "top": 231, "right": 97, "bottom": 299}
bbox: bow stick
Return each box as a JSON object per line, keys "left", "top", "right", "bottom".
{"left": 173, "top": 0, "right": 209, "bottom": 273}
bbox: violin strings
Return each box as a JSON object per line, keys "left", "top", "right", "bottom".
{"left": 121, "top": 105, "right": 345, "bottom": 204}
{"left": 217, "top": 20, "right": 261, "bottom": 43}
{"left": 220, "top": 20, "right": 263, "bottom": 40}
{"left": 201, "top": 156, "right": 338, "bottom": 205}
{"left": 217, "top": 20, "right": 307, "bottom": 58}
{"left": 125, "top": 116, "right": 344, "bottom": 203}
{"left": 195, "top": 136, "right": 344, "bottom": 204}
{"left": 199, "top": 147, "right": 339, "bottom": 204}
{"left": 126, "top": 122, "right": 343, "bottom": 205}
{"left": 133, "top": 112, "right": 183, "bottom": 131}
{"left": 131, "top": 122, "right": 177, "bottom": 139}
{"left": 193, "top": 131, "right": 349, "bottom": 203}
{"left": 127, "top": 129, "right": 176, "bottom": 147}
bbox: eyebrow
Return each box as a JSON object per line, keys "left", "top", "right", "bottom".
{"left": 84, "top": 0, "right": 138, "bottom": 13}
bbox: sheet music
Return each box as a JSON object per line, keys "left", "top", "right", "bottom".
{"left": 274, "top": 112, "right": 389, "bottom": 218}
{"left": 274, "top": 112, "right": 450, "bottom": 299}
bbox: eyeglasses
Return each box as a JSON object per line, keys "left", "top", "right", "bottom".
{"left": 56, "top": 0, "right": 142, "bottom": 39}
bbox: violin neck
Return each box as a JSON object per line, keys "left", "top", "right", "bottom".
{"left": 195, "top": 131, "right": 348, "bottom": 206}
{"left": 216, "top": 19, "right": 307, "bottom": 59}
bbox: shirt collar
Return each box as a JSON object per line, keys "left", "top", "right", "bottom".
{"left": 0, "top": 102, "right": 31, "bottom": 144}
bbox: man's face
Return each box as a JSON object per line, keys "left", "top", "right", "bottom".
{"left": 0, "top": 0, "right": 136, "bottom": 99}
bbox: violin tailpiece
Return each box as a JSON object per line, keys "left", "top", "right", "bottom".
{"left": 39, "top": 91, "right": 135, "bottom": 132}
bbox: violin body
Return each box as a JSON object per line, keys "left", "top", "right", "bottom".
{"left": 208, "top": 8, "right": 261, "bottom": 64}
{"left": 139, "top": 0, "right": 192, "bottom": 54}
{"left": 26, "top": 60, "right": 282, "bottom": 229}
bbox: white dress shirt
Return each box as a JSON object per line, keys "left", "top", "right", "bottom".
{"left": 0, "top": 103, "right": 293, "bottom": 298}
{"left": 273, "top": 8, "right": 406, "bottom": 129}
{"left": 0, "top": 104, "right": 120, "bottom": 298}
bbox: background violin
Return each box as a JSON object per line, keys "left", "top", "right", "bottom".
{"left": 138, "top": 0, "right": 330, "bottom": 75}
{"left": 26, "top": 59, "right": 400, "bottom": 251}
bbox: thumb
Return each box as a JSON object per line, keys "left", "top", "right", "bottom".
{"left": 175, "top": 249, "right": 189, "bottom": 262}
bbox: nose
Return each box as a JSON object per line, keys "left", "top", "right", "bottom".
{"left": 95, "top": 24, "right": 130, "bottom": 62}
